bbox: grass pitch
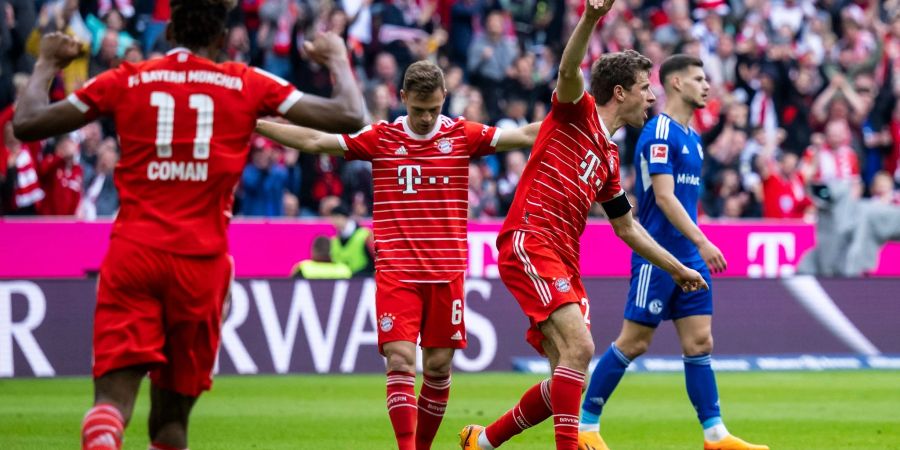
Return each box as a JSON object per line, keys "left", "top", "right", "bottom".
{"left": 1, "top": 371, "right": 898, "bottom": 449}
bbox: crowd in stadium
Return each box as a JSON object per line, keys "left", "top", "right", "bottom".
{"left": 2, "top": 0, "right": 900, "bottom": 219}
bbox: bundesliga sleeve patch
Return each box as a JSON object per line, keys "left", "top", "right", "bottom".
{"left": 650, "top": 144, "right": 669, "bottom": 164}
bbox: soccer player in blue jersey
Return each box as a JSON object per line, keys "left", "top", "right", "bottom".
{"left": 577, "top": 55, "right": 768, "bottom": 450}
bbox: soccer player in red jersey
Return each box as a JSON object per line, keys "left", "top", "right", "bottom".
{"left": 459, "top": 1, "right": 708, "bottom": 449}
{"left": 256, "top": 60, "right": 541, "bottom": 450}
{"left": 13, "top": 1, "right": 365, "bottom": 449}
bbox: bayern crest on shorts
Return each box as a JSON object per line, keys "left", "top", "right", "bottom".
{"left": 554, "top": 278, "right": 571, "bottom": 293}
{"left": 437, "top": 138, "right": 452, "bottom": 154}
{"left": 379, "top": 313, "right": 396, "bottom": 332}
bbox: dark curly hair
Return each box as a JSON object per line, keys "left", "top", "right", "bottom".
{"left": 590, "top": 49, "right": 653, "bottom": 106}
{"left": 170, "top": 0, "right": 234, "bottom": 49}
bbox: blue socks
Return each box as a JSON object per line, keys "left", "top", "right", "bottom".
{"left": 683, "top": 353, "right": 722, "bottom": 424}
{"left": 579, "top": 343, "right": 632, "bottom": 429}
{"left": 580, "top": 347, "right": 725, "bottom": 436}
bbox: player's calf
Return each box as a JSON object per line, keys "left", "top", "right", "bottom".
{"left": 148, "top": 386, "right": 197, "bottom": 450}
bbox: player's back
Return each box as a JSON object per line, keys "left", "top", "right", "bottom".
{"left": 70, "top": 49, "right": 301, "bottom": 255}
{"left": 501, "top": 92, "right": 623, "bottom": 271}
{"left": 339, "top": 115, "right": 499, "bottom": 282}
{"left": 633, "top": 113, "right": 703, "bottom": 262}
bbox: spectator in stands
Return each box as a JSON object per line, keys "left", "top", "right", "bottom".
{"left": 341, "top": 158, "right": 373, "bottom": 217}
{"left": 447, "top": 0, "right": 484, "bottom": 69}
{"left": 89, "top": 30, "right": 120, "bottom": 77}
{"left": 0, "top": 0, "right": 35, "bottom": 110}
{"left": 299, "top": 152, "right": 344, "bottom": 216}
{"left": 78, "top": 137, "right": 118, "bottom": 220}
{"left": 284, "top": 146, "right": 302, "bottom": 205}
{"left": 85, "top": 7, "right": 135, "bottom": 58}
{"left": 366, "top": 52, "right": 401, "bottom": 105}
{"left": 328, "top": 204, "right": 374, "bottom": 276}
{"left": 292, "top": 235, "right": 353, "bottom": 279}
{"left": 37, "top": 134, "right": 82, "bottom": 216}
{"left": 258, "top": 0, "right": 304, "bottom": 79}
{"left": 4, "top": 0, "right": 900, "bottom": 219}
{"left": 705, "top": 168, "right": 745, "bottom": 218}
{"left": 366, "top": 83, "right": 400, "bottom": 123}
{"left": 806, "top": 119, "right": 862, "bottom": 197}
{"left": 468, "top": 161, "right": 498, "bottom": 218}
{"left": 240, "top": 137, "right": 288, "bottom": 217}
{"left": 758, "top": 148, "right": 813, "bottom": 220}
{"left": 870, "top": 171, "right": 900, "bottom": 205}
{"left": 283, "top": 192, "right": 301, "bottom": 217}
{"left": 497, "top": 150, "right": 526, "bottom": 215}
{"left": 225, "top": 24, "right": 251, "bottom": 63}
{"left": 27, "top": 0, "right": 91, "bottom": 94}
{"left": 468, "top": 10, "right": 518, "bottom": 122}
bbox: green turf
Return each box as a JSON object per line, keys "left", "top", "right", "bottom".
{"left": 1, "top": 371, "right": 898, "bottom": 449}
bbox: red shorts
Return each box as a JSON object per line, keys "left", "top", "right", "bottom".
{"left": 94, "top": 237, "right": 233, "bottom": 397}
{"left": 374, "top": 271, "right": 467, "bottom": 354}
{"left": 497, "top": 230, "right": 590, "bottom": 355}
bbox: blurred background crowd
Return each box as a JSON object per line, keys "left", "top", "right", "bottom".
{"left": 2, "top": 0, "right": 900, "bottom": 221}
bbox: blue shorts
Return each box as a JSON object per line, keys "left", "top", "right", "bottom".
{"left": 624, "top": 260, "right": 713, "bottom": 327}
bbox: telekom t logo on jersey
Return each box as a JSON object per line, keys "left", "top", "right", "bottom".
{"left": 578, "top": 150, "right": 603, "bottom": 189}
{"left": 746, "top": 232, "right": 796, "bottom": 278}
{"left": 398, "top": 165, "right": 450, "bottom": 194}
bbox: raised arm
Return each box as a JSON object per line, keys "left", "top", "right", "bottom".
{"left": 281, "top": 32, "right": 366, "bottom": 133}
{"left": 605, "top": 198, "right": 708, "bottom": 292}
{"left": 556, "top": 0, "right": 615, "bottom": 103}
{"left": 650, "top": 174, "right": 727, "bottom": 273}
{"left": 255, "top": 120, "right": 345, "bottom": 156}
{"left": 495, "top": 121, "right": 542, "bottom": 152}
{"left": 13, "top": 33, "right": 91, "bottom": 141}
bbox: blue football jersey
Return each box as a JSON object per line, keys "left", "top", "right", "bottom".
{"left": 633, "top": 113, "right": 704, "bottom": 263}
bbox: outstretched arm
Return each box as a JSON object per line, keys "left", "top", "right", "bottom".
{"left": 556, "top": 0, "right": 615, "bottom": 103}
{"left": 651, "top": 174, "right": 727, "bottom": 273}
{"left": 605, "top": 198, "right": 708, "bottom": 292}
{"left": 495, "top": 122, "right": 542, "bottom": 152}
{"left": 13, "top": 33, "right": 90, "bottom": 141}
{"left": 281, "top": 32, "right": 366, "bottom": 133}
{"left": 255, "top": 120, "right": 345, "bottom": 156}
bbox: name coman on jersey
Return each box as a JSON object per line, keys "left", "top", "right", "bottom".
{"left": 338, "top": 115, "right": 500, "bottom": 282}
{"left": 68, "top": 49, "right": 302, "bottom": 255}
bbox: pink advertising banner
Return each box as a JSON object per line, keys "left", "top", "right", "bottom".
{"left": 2, "top": 219, "right": 899, "bottom": 278}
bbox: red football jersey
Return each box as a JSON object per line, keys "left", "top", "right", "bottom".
{"left": 68, "top": 48, "right": 302, "bottom": 255}
{"left": 339, "top": 115, "right": 500, "bottom": 282}
{"left": 500, "top": 92, "right": 623, "bottom": 271}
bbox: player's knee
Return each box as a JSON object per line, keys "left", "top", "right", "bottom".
{"left": 422, "top": 358, "right": 452, "bottom": 377}
{"left": 385, "top": 349, "right": 416, "bottom": 373}
{"left": 616, "top": 336, "right": 651, "bottom": 359}
{"left": 565, "top": 333, "right": 595, "bottom": 366}
{"left": 683, "top": 334, "right": 714, "bottom": 356}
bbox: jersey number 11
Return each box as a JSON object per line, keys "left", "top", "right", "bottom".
{"left": 150, "top": 91, "right": 214, "bottom": 160}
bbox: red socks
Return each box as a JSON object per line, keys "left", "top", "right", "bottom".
{"left": 551, "top": 365, "right": 585, "bottom": 450}
{"left": 82, "top": 404, "right": 124, "bottom": 450}
{"left": 483, "top": 378, "right": 553, "bottom": 447}
{"left": 415, "top": 374, "right": 451, "bottom": 450}
{"left": 386, "top": 371, "right": 417, "bottom": 450}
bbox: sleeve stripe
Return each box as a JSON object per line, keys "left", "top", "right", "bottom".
{"left": 336, "top": 134, "right": 349, "bottom": 151}
{"left": 277, "top": 91, "right": 304, "bottom": 115}
{"left": 252, "top": 67, "right": 289, "bottom": 86}
{"left": 490, "top": 128, "right": 502, "bottom": 147}
{"left": 66, "top": 93, "right": 90, "bottom": 113}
